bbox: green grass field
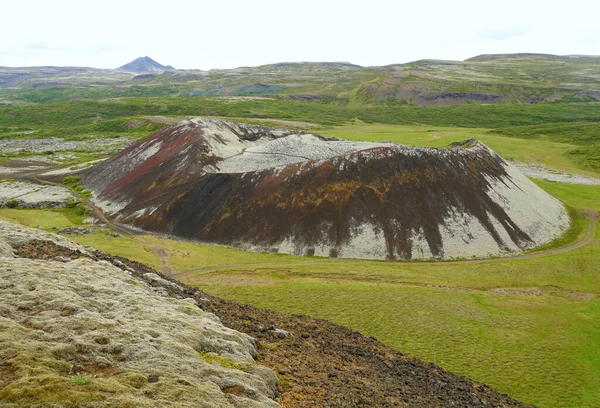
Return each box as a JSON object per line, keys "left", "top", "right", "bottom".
{"left": 204, "top": 278, "right": 599, "bottom": 408}
{"left": 2, "top": 116, "right": 599, "bottom": 407}
{"left": 319, "top": 123, "right": 599, "bottom": 176}
{"left": 2, "top": 98, "right": 600, "bottom": 171}
{"left": 1, "top": 176, "right": 598, "bottom": 407}
{"left": 140, "top": 236, "right": 297, "bottom": 271}
{"left": 0, "top": 207, "right": 88, "bottom": 229}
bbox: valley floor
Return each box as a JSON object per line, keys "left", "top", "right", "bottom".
{"left": 1, "top": 120, "right": 599, "bottom": 407}
{"left": 1, "top": 178, "right": 598, "bottom": 407}
{"left": 9, "top": 234, "right": 529, "bottom": 408}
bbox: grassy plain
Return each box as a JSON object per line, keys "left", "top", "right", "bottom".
{"left": 320, "top": 123, "right": 599, "bottom": 176}
{"left": 2, "top": 111, "right": 599, "bottom": 407}
{"left": 1, "top": 177, "right": 598, "bottom": 408}
{"left": 3, "top": 98, "right": 600, "bottom": 137}
{"left": 140, "top": 236, "right": 296, "bottom": 271}
{"left": 2, "top": 98, "right": 599, "bottom": 171}
{"left": 202, "top": 275, "right": 599, "bottom": 408}
{"left": 0, "top": 208, "right": 87, "bottom": 229}
{"left": 188, "top": 190, "right": 600, "bottom": 407}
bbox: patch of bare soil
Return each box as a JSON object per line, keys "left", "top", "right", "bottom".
{"left": 489, "top": 286, "right": 597, "bottom": 300}
{"left": 15, "top": 240, "right": 531, "bottom": 408}
{"left": 0, "top": 160, "right": 55, "bottom": 177}
{"left": 15, "top": 239, "right": 87, "bottom": 261}
{"left": 0, "top": 160, "right": 53, "bottom": 169}
{"left": 198, "top": 274, "right": 277, "bottom": 287}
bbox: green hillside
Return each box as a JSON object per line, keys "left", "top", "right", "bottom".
{"left": 2, "top": 54, "right": 600, "bottom": 104}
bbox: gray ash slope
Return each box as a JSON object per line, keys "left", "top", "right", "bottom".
{"left": 80, "top": 118, "right": 569, "bottom": 260}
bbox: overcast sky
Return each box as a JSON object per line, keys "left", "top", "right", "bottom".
{"left": 1, "top": 0, "right": 599, "bottom": 70}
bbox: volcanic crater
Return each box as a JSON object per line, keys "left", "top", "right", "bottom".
{"left": 80, "top": 118, "right": 569, "bottom": 260}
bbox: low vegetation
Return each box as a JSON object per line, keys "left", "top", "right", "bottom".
{"left": 2, "top": 97, "right": 600, "bottom": 172}
{"left": 63, "top": 175, "right": 93, "bottom": 198}
{"left": 320, "top": 123, "right": 599, "bottom": 176}
{"left": 1, "top": 174, "right": 598, "bottom": 407}
{"left": 198, "top": 352, "right": 252, "bottom": 372}
{"left": 1, "top": 92, "right": 599, "bottom": 407}
{"left": 2, "top": 54, "right": 600, "bottom": 105}
{"left": 0, "top": 207, "right": 88, "bottom": 229}
{"left": 71, "top": 375, "right": 92, "bottom": 386}
{"left": 490, "top": 122, "right": 600, "bottom": 171}
{"left": 4, "top": 98, "right": 600, "bottom": 129}
{"left": 0, "top": 223, "right": 281, "bottom": 407}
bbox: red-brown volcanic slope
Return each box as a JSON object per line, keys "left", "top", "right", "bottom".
{"left": 80, "top": 118, "right": 568, "bottom": 260}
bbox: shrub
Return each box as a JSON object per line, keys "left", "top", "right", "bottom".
{"left": 63, "top": 175, "right": 93, "bottom": 198}
{"left": 64, "top": 197, "right": 91, "bottom": 216}
{"left": 71, "top": 375, "right": 92, "bottom": 386}
{"left": 5, "top": 199, "right": 19, "bottom": 208}
{"left": 63, "top": 175, "right": 81, "bottom": 187}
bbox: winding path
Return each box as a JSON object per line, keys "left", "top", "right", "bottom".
{"left": 172, "top": 209, "right": 597, "bottom": 280}
{"left": 23, "top": 174, "right": 175, "bottom": 274}
{"left": 10, "top": 168, "right": 598, "bottom": 280}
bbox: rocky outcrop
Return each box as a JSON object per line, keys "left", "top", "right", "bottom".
{"left": 0, "top": 220, "right": 280, "bottom": 407}
{"left": 0, "top": 181, "right": 73, "bottom": 208}
{"left": 0, "top": 220, "right": 530, "bottom": 407}
{"left": 80, "top": 118, "right": 569, "bottom": 260}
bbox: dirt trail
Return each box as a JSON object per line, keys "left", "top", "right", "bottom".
{"left": 173, "top": 209, "right": 597, "bottom": 279}
{"left": 12, "top": 170, "right": 598, "bottom": 281}
{"left": 153, "top": 246, "right": 175, "bottom": 275}
{"left": 26, "top": 175, "right": 174, "bottom": 273}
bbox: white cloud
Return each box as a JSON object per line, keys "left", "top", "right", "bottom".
{"left": 1, "top": 0, "right": 599, "bottom": 69}
{"left": 479, "top": 28, "right": 530, "bottom": 41}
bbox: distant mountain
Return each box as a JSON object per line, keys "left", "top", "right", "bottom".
{"left": 118, "top": 56, "right": 174, "bottom": 73}
{"left": 2, "top": 53, "right": 600, "bottom": 105}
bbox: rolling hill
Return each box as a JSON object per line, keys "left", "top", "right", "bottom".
{"left": 2, "top": 53, "right": 600, "bottom": 104}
